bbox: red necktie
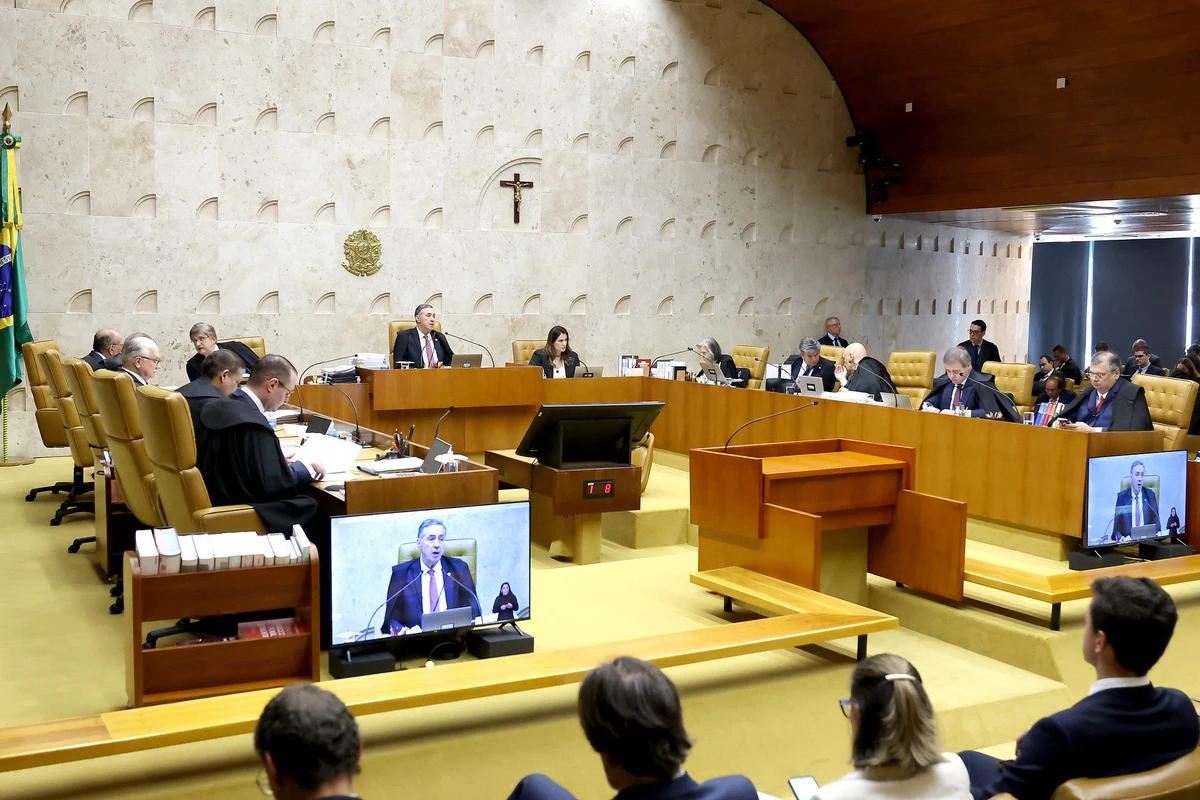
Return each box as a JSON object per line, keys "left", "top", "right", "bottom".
{"left": 424, "top": 334, "right": 435, "bottom": 368}
{"left": 1095, "top": 393, "right": 1103, "bottom": 413}
{"left": 427, "top": 569, "right": 439, "bottom": 612}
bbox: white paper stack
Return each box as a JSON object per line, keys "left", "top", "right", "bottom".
{"left": 293, "top": 433, "right": 361, "bottom": 478}
{"left": 192, "top": 533, "right": 213, "bottom": 570}
{"left": 292, "top": 525, "right": 313, "bottom": 561}
{"left": 351, "top": 353, "right": 389, "bottom": 369}
{"left": 179, "top": 535, "right": 198, "bottom": 572}
{"left": 135, "top": 529, "right": 159, "bottom": 576}
{"left": 153, "top": 528, "right": 181, "bottom": 574}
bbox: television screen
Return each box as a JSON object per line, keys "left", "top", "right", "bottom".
{"left": 329, "top": 501, "right": 530, "bottom": 648}
{"left": 1084, "top": 451, "right": 1187, "bottom": 548}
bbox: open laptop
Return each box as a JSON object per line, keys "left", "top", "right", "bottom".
{"left": 795, "top": 377, "right": 823, "bottom": 396}
{"left": 419, "top": 437, "right": 453, "bottom": 473}
{"left": 881, "top": 393, "right": 914, "bottom": 409}
{"left": 450, "top": 353, "right": 483, "bottom": 368}
{"left": 420, "top": 605, "right": 474, "bottom": 631}
{"left": 579, "top": 366, "right": 603, "bottom": 377}
{"left": 305, "top": 415, "right": 333, "bottom": 436}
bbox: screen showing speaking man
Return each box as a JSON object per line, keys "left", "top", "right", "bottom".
{"left": 1085, "top": 451, "right": 1187, "bottom": 547}
{"left": 381, "top": 517, "right": 481, "bottom": 635}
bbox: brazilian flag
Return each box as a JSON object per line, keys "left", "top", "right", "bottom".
{"left": 1, "top": 121, "right": 33, "bottom": 397}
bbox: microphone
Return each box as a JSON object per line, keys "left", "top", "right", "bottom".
{"left": 432, "top": 405, "right": 455, "bottom": 443}
{"left": 723, "top": 400, "right": 819, "bottom": 451}
{"left": 444, "top": 570, "right": 483, "bottom": 620}
{"left": 295, "top": 354, "right": 357, "bottom": 419}
{"left": 567, "top": 352, "right": 591, "bottom": 377}
{"left": 651, "top": 347, "right": 694, "bottom": 365}
{"left": 443, "top": 331, "right": 495, "bottom": 367}
{"left": 325, "top": 383, "right": 364, "bottom": 445}
{"left": 965, "top": 373, "right": 1020, "bottom": 422}
{"left": 359, "top": 569, "right": 425, "bottom": 640}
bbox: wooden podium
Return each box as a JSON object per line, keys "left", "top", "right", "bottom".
{"left": 691, "top": 439, "right": 967, "bottom": 602}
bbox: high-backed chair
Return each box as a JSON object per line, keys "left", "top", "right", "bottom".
{"left": 512, "top": 340, "right": 542, "bottom": 365}
{"left": 38, "top": 348, "right": 95, "bottom": 529}
{"left": 220, "top": 336, "right": 266, "bottom": 359}
{"left": 91, "top": 369, "right": 165, "bottom": 531}
{"left": 397, "top": 538, "right": 477, "bottom": 582}
{"left": 61, "top": 356, "right": 111, "bottom": 554}
{"left": 387, "top": 319, "right": 442, "bottom": 356}
{"left": 1132, "top": 373, "right": 1198, "bottom": 452}
{"left": 820, "top": 344, "right": 844, "bottom": 364}
{"left": 731, "top": 345, "right": 769, "bottom": 390}
{"left": 630, "top": 431, "right": 655, "bottom": 494}
{"left": 983, "top": 361, "right": 1037, "bottom": 414}
{"left": 20, "top": 340, "right": 76, "bottom": 501}
{"left": 886, "top": 351, "right": 936, "bottom": 403}
{"left": 990, "top": 744, "right": 1200, "bottom": 800}
{"left": 135, "top": 385, "right": 266, "bottom": 534}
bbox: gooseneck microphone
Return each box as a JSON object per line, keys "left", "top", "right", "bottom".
{"left": 295, "top": 353, "right": 358, "bottom": 419}
{"left": 443, "top": 331, "right": 495, "bottom": 367}
{"left": 723, "top": 400, "right": 819, "bottom": 451}
{"left": 359, "top": 569, "right": 424, "bottom": 639}
{"left": 432, "top": 405, "right": 455, "bottom": 443}
{"left": 326, "top": 383, "right": 363, "bottom": 444}
{"left": 567, "top": 353, "right": 591, "bottom": 377}
{"left": 444, "top": 570, "right": 484, "bottom": 620}
{"left": 852, "top": 358, "right": 899, "bottom": 398}
{"left": 651, "top": 347, "right": 694, "bottom": 365}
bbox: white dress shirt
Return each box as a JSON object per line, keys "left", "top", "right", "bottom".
{"left": 121, "top": 368, "right": 147, "bottom": 387}
{"left": 1088, "top": 675, "right": 1151, "bottom": 696}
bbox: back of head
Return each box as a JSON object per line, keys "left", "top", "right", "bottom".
{"left": 254, "top": 683, "right": 360, "bottom": 790}
{"left": 849, "top": 653, "right": 941, "bottom": 775}
{"left": 93, "top": 328, "right": 120, "bottom": 352}
{"left": 845, "top": 342, "right": 867, "bottom": 362}
{"left": 122, "top": 333, "right": 156, "bottom": 362}
{"left": 1094, "top": 342, "right": 1110, "bottom": 353}
{"left": 1090, "top": 576, "right": 1177, "bottom": 675}
{"left": 248, "top": 354, "right": 296, "bottom": 388}
{"left": 203, "top": 348, "right": 243, "bottom": 380}
{"left": 577, "top": 657, "right": 692, "bottom": 782}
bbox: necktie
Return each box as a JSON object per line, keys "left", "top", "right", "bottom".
{"left": 427, "top": 569, "right": 440, "bottom": 612}
{"left": 1135, "top": 494, "right": 1142, "bottom": 527}
{"left": 1095, "top": 393, "right": 1104, "bottom": 413}
{"left": 951, "top": 383, "right": 962, "bottom": 410}
{"left": 424, "top": 334, "right": 435, "bottom": 367}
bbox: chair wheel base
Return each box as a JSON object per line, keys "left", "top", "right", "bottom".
{"left": 50, "top": 517, "right": 62, "bottom": 527}
{"left": 109, "top": 598, "right": 123, "bottom": 615}
{"left": 110, "top": 584, "right": 122, "bottom": 598}
{"left": 67, "top": 542, "right": 81, "bottom": 553}
{"left": 25, "top": 491, "right": 36, "bottom": 502}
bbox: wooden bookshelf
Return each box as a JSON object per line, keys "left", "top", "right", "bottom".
{"left": 124, "top": 547, "right": 321, "bottom": 707}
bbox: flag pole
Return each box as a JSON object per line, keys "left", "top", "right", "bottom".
{"left": 0, "top": 103, "right": 33, "bottom": 466}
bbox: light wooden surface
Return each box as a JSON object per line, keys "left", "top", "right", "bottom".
{"left": 761, "top": 451, "right": 904, "bottom": 477}
{"left": 964, "top": 553, "right": 1200, "bottom": 604}
{"left": 0, "top": 610, "right": 893, "bottom": 772}
{"left": 690, "top": 565, "right": 899, "bottom": 622}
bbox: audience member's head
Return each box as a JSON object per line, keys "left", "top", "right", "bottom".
{"left": 1085, "top": 577, "right": 1177, "bottom": 677}
{"left": 1052, "top": 344, "right": 1070, "bottom": 365}
{"left": 1037, "top": 354, "right": 1053, "bottom": 374}
{"left": 122, "top": 333, "right": 160, "bottom": 381}
{"left": 800, "top": 336, "right": 821, "bottom": 367}
{"left": 942, "top": 346, "right": 973, "bottom": 384}
{"left": 845, "top": 653, "right": 942, "bottom": 777}
{"left": 414, "top": 303, "right": 437, "bottom": 334}
{"left": 1087, "top": 350, "right": 1121, "bottom": 394}
{"left": 967, "top": 319, "right": 986, "bottom": 346}
{"left": 695, "top": 337, "right": 723, "bottom": 365}
{"left": 1171, "top": 358, "right": 1199, "bottom": 381}
{"left": 825, "top": 316, "right": 842, "bottom": 337}
{"left": 189, "top": 322, "right": 219, "bottom": 357}
{"left": 1131, "top": 338, "right": 1149, "bottom": 355}
{"left": 1043, "top": 372, "right": 1066, "bottom": 400}
{"left": 247, "top": 354, "right": 298, "bottom": 412}
{"left": 1132, "top": 343, "right": 1153, "bottom": 370}
{"left": 254, "top": 683, "right": 361, "bottom": 800}
{"left": 578, "top": 657, "right": 692, "bottom": 790}
{"left": 1187, "top": 343, "right": 1200, "bottom": 359}
{"left": 202, "top": 349, "right": 243, "bottom": 397}
{"left": 92, "top": 328, "right": 124, "bottom": 359}
{"left": 1093, "top": 341, "right": 1110, "bottom": 353}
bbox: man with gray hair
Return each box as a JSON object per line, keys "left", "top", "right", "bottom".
{"left": 119, "top": 333, "right": 161, "bottom": 387}
{"left": 788, "top": 336, "right": 835, "bottom": 392}
{"left": 921, "top": 346, "right": 1018, "bottom": 421}
{"left": 1055, "top": 350, "right": 1153, "bottom": 432}
{"left": 818, "top": 316, "right": 847, "bottom": 348}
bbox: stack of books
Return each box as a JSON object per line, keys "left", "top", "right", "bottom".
{"left": 134, "top": 527, "right": 314, "bottom": 575}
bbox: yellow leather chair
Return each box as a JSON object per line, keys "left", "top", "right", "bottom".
{"left": 220, "top": 336, "right": 266, "bottom": 359}
{"left": 397, "top": 538, "right": 477, "bottom": 583}
{"left": 135, "top": 385, "right": 266, "bottom": 534}
{"left": 983, "top": 361, "right": 1037, "bottom": 414}
{"left": 990, "top": 745, "right": 1200, "bottom": 800}
{"left": 38, "top": 348, "right": 95, "bottom": 528}
{"left": 20, "top": 340, "right": 77, "bottom": 501}
{"left": 819, "top": 344, "right": 844, "bottom": 364}
{"left": 732, "top": 345, "right": 769, "bottom": 390}
{"left": 63, "top": 357, "right": 107, "bottom": 465}
{"left": 512, "top": 340, "right": 543, "bottom": 365}
{"left": 631, "top": 431, "right": 655, "bottom": 494}
{"left": 1132, "top": 373, "right": 1198, "bottom": 452}
{"left": 388, "top": 319, "right": 443, "bottom": 356}
{"left": 887, "top": 351, "right": 936, "bottom": 403}
{"left": 91, "top": 369, "right": 165, "bottom": 530}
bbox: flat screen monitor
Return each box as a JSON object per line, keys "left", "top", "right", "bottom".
{"left": 329, "top": 501, "right": 530, "bottom": 650}
{"left": 515, "top": 402, "right": 664, "bottom": 468}
{"left": 1084, "top": 450, "right": 1187, "bottom": 548}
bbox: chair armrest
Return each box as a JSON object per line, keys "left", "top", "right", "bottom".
{"left": 193, "top": 505, "right": 267, "bottom": 534}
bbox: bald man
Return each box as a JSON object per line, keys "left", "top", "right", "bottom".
{"left": 833, "top": 343, "right": 894, "bottom": 401}
{"left": 83, "top": 329, "right": 123, "bottom": 371}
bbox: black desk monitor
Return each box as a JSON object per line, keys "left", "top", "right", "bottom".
{"left": 515, "top": 402, "right": 665, "bottom": 469}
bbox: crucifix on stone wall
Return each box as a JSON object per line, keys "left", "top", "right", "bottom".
{"left": 500, "top": 172, "right": 534, "bottom": 224}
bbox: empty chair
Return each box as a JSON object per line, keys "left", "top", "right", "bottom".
{"left": 37, "top": 347, "right": 95, "bottom": 528}
{"left": 887, "top": 351, "right": 937, "bottom": 404}
{"left": 61, "top": 356, "right": 108, "bottom": 555}
{"left": 982, "top": 360, "right": 1037, "bottom": 414}
{"left": 511, "top": 339, "right": 542, "bottom": 365}
{"left": 630, "top": 432, "right": 655, "bottom": 494}
{"left": 20, "top": 340, "right": 77, "bottom": 501}
{"left": 1132, "top": 373, "right": 1198, "bottom": 452}
{"left": 731, "top": 345, "right": 769, "bottom": 390}
{"left": 221, "top": 336, "right": 266, "bottom": 359}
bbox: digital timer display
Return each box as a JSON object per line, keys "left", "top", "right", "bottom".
{"left": 582, "top": 479, "right": 615, "bottom": 498}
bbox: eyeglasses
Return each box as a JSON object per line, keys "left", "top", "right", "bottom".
{"left": 139, "top": 356, "right": 162, "bottom": 364}
{"left": 256, "top": 766, "right": 274, "bottom": 796}
{"left": 838, "top": 698, "right": 854, "bottom": 718}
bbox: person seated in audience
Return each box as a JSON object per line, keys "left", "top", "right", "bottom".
{"left": 1169, "top": 360, "right": 1200, "bottom": 434}
{"left": 693, "top": 337, "right": 739, "bottom": 384}
{"left": 176, "top": 349, "right": 242, "bottom": 442}
{"left": 1092, "top": 341, "right": 1110, "bottom": 354}
{"left": 185, "top": 322, "right": 259, "bottom": 382}
{"left": 1031, "top": 355, "right": 1054, "bottom": 396}
{"left": 818, "top": 316, "right": 848, "bottom": 348}
{"left": 961, "top": 576, "right": 1199, "bottom": 800}
{"left": 957, "top": 319, "right": 1001, "bottom": 372}
{"left": 834, "top": 343, "right": 895, "bottom": 401}
{"left": 1033, "top": 372, "right": 1075, "bottom": 409}
{"left": 1054, "top": 351, "right": 1153, "bottom": 432}
{"left": 530, "top": 325, "right": 581, "bottom": 378}
{"left": 790, "top": 336, "right": 836, "bottom": 392}
{"left": 1187, "top": 351, "right": 1200, "bottom": 376}
{"left": 508, "top": 656, "right": 757, "bottom": 800}
{"left": 1122, "top": 340, "right": 1165, "bottom": 377}
{"left": 921, "top": 347, "right": 1018, "bottom": 421}
{"left": 118, "top": 333, "right": 161, "bottom": 387}
{"left": 1187, "top": 343, "right": 1200, "bottom": 359}
{"left": 82, "top": 328, "right": 123, "bottom": 370}
{"left": 393, "top": 303, "right": 454, "bottom": 368}
{"left": 814, "top": 653, "right": 970, "bottom": 799}
{"left": 1051, "top": 345, "right": 1082, "bottom": 384}
{"left": 199, "top": 355, "right": 323, "bottom": 532}
{"left": 254, "top": 683, "right": 363, "bottom": 800}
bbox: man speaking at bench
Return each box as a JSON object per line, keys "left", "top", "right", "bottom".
{"left": 381, "top": 518, "right": 481, "bottom": 635}
{"left": 1113, "top": 460, "right": 1159, "bottom": 543}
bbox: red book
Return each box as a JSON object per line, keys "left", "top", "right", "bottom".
{"left": 238, "top": 617, "right": 304, "bottom": 639}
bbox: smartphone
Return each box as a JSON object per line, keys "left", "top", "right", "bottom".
{"left": 788, "top": 775, "right": 820, "bottom": 800}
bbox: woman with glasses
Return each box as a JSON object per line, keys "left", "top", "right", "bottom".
{"left": 817, "top": 654, "right": 969, "bottom": 799}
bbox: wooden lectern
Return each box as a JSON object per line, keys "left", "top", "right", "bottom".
{"left": 691, "top": 439, "right": 967, "bottom": 602}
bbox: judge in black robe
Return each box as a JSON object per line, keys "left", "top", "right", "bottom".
{"left": 177, "top": 349, "right": 243, "bottom": 448}
{"left": 186, "top": 338, "right": 259, "bottom": 382}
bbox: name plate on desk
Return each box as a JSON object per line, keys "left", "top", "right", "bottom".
{"left": 583, "top": 479, "right": 615, "bottom": 498}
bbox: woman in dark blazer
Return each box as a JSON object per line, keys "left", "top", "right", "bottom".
{"left": 528, "top": 325, "right": 579, "bottom": 378}
{"left": 492, "top": 582, "right": 519, "bottom": 621}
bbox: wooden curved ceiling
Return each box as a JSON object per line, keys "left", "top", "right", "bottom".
{"left": 765, "top": 1, "right": 1200, "bottom": 219}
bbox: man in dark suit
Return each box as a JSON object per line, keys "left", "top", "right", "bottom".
{"left": 788, "top": 337, "right": 836, "bottom": 392}
{"left": 185, "top": 322, "right": 259, "bottom": 382}
{"left": 393, "top": 303, "right": 454, "bottom": 368}
{"left": 1055, "top": 351, "right": 1153, "bottom": 432}
{"left": 961, "top": 576, "right": 1199, "bottom": 800}
{"left": 1033, "top": 371, "right": 1075, "bottom": 408}
{"left": 508, "top": 657, "right": 758, "bottom": 800}
{"left": 833, "top": 343, "right": 895, "bottom": 401}
{"left": 381, "top": 517, "right": 481, "bottom": 634}
{"left": 227, "top": 356, "right": 324, "bottom": 488}
{"left": 958, "top": 318, "right": 1001, "bottom": 372}
{"left": 1122, "top": 339, "right": 1165, "bottom": 377}
{"left": 82, "top": 328, "right": 123, "bottom": 370}
{"left": 817, "top": 316, "right": 848, "bottom": 348}
{"left": 176, "top": 349, "right": 241, "bottom": 442}
{"left": 1112, "top": 460, "right": 1160, "bottom": 542}
{"left": 1051, "top": 344, "right": 1083, "bottom": 384}
{"left": 921, "top": 347, "right": 1019, "bottom": 422}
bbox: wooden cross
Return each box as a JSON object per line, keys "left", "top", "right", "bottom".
{"left": 499, "top": 172, "right": 534, "bottom": 224}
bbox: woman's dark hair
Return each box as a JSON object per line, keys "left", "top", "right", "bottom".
{"left": 1171, "top": 359, "right": 1199, "bottom": 381}
{"left": 500, "top": 582, "right": 511, "bottom": 594}
{"left": 255, "top": 683, "right": 361, "bottom": 790}
{"left": 577, "top": 657, "right": 691, "bottom": 781}
{"left": 542, "top": 325, "right": 575, "bottom": 363}
{"left": 1090, "top": 576, "right": 1177, "bottom": 676}
{"left": 849, "top": 654, "right": 941, "bottom": 775}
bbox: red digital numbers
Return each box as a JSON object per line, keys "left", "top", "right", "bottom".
{"left": 583, "top": 480, "right": 615, "bottom": 499}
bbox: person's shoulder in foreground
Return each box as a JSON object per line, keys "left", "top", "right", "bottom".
{"left": 816, "top": 752, "right": 970, "bottom": 800}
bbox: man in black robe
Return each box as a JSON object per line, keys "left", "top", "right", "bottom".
{"left": 177, "top": 349, "right": 241, "bottom": 446}
{"left": 197, "top": 354, "right": 324, "bottom": 533}
{"left": 185, "top": 322, "right": 260, "bottom": 381}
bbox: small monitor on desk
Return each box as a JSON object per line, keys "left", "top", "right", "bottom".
{"left": 516, "top": 401, "right": 664, "bottom": 468}
{"left": 450, "top": 354, "right": 483, "bottom": 368}
{"left": 796, "top": 377, "right": 822, "bottom": 396}
{"left": 1084, "top": 450, "right": 1187, "bottom": 548}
